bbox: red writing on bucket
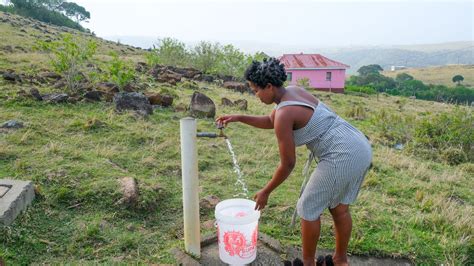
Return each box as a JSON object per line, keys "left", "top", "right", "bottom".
{"left": 223, "top": 227, "right": 258, "bottom": 258}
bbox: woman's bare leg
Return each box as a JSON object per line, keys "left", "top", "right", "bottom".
{"left": 329, "top": 204, "right": 351, "bottom": 266}
{"left": 301, "top": 217, "right": 321, "bottom": 266}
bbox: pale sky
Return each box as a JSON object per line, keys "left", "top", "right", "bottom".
{"left": 72, "top": 0, "right": 473, "bottom": 49}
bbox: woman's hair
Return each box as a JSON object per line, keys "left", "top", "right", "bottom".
{"left": 244, "top": 57, "right": 287, "bottom": 88}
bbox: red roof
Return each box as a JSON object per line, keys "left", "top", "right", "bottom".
{"left": 279, "top": 53, "right": 349, "bottom": 69}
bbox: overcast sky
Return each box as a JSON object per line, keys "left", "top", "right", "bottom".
{"left": 72, "top": 0, "right": 472, "bottom": 49}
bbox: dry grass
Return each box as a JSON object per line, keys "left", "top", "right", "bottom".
{"left": 383, "top": 64, "right": 474, "bottom": 87}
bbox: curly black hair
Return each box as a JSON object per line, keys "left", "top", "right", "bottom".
{"left": 244, "top": 57, "right": 287, "bottom": 88}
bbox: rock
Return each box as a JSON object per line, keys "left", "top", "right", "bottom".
{"left": 156, "top": 71, "right": 182, "bottom": 85}
{"left": 221, "top": 97, "right": 234, "bottom": 107}
{"left": 122, "top": 83, "right": 137, "bottom": 92}
{"left": 117, "top": 177, "right": 139, "bottom": 206}
{"left": 97, "top": 82, "right": 119, "bottom": 93}
{"left": 1, "top": 120, "right": 24, "bottom": 129}
{"left": 223, "top": 81, "right": 250, "bottom": 94}
{"left": 200, "top": 74, "right": 214, "bottom": 83}
{"left": 190, "top": 92, "right": 216, "bottom": 118}
{"left": 3, "top": 72, "right": 21, "bottom": 82}
{"left": 234, "top": 99, "right": 248, "bottom": 110}
{"left": 52, "top": 80, "right": 66, "bottom": 89}
{"left": 145, "top": 92, "right": 173, "bottom": 107}
{"left": 114, "top": 92, "right": 153, "bottom": 116}
{"left": 200, "top": 195, "right": 220, "bottom": 209}
{"left": 135, "top": 62, "right": 148, "bottom": 73}
{"left": 84, "top": 90, "right": 103, "bottom": 101}
{"left": 202, "top": 220, "right": 216, "bottom": 230}
{"left": 38, "top": 71, "right": 61, "bottom": 80}
{"left": 42, "top": 93, "right": 69, "bottom": 103}
{"left": 30, "top": 88, "right": 42, "bottom": 101}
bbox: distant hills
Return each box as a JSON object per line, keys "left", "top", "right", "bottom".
{"left": 104, "top": 35, "right": 473, "bottom": 75}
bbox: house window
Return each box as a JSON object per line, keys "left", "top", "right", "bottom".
{"left": 326, "top": 72, "right": 332, "bottom": 81}
{"left": 287, "top": 72, "right": 292, "bottom": 81}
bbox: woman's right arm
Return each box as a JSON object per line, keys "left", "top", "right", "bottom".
{"left": 216, "top": 112, "right": 274, "bottom": 129}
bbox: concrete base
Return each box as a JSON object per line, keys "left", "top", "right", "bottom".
{"left": 0, "top": 179, "right": 35, "bottom": 226}
{"left": 172, "top": 232, "right": 413, "bottom": 265}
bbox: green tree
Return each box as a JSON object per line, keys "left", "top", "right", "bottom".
{"left": 190, "top": 41, "right": 222, "bottom": 74}
{"left": 357, "top": 64, "right": 383, "bottom": 76}
{"left": 395, "top": 73, "right": 414, "bottom": 83}
{"left": 452, "top": 75, "right": 464, "bottom": 86}
{"left": 59, "top": 1, "right": 90, "bottom": 22}
{"left": 146, "top": 37, "right": 189, "bottom": 67}
{"left": 7, "top": 0, "right": 89, "bottom": 31}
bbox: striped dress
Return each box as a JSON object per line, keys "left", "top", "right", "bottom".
{"left": 275, "top": 100, "right": 372, "bottom": 221}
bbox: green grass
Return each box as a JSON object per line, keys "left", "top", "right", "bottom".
{"left": 0, "top": 10, "right": 473, "bottom": 265}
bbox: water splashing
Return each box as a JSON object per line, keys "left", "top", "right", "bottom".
{"left": 224, "top": 138, "right": 249, "bottom": 198}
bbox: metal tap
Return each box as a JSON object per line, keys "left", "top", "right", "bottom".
{"left": 196, "top": 122, "right": 227, "bottom": 138}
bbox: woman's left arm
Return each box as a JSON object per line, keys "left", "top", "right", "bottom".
{"left": 254, "top": 109, "right": 296, "bottom": 210}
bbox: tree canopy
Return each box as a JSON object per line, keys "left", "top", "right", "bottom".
{"left": 357, "top": 64, "right": 384, "bottom": 76}
{"left": 5, "top": 0, "right": 90, "bottom": 31}
{"left": 452, "top": 75, "right": 464, "bottom": 85}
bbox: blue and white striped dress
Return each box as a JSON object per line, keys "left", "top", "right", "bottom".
{"left": 275, "top": 100, "right": 372, "bottom": 221}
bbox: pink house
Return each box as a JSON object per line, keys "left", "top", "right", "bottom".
{"left": 279, "top": 53, "right": 350, "bottom": 93}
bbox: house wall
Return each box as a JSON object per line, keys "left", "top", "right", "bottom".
{"left": 287, "top": 69, "right": 346, "bottom": 93}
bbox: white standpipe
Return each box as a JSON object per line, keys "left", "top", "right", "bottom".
{"left": 180, "top": 117, "right": 201, "bottom": 257}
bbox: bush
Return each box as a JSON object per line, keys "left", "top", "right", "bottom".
{"left": 105, "top": 52, "right": 135, "bottom": 89}
{"left": 345, "top": 104, "right": 367, "bottom": 120}
{"left": 370, "top": 109, "right": 415, "bottom": 145}
{"left": 35, "top": 34, "right": 97, "bottom": 91}
{"left": 297, "top": 77, "right": 310, "bottom": 89}
{"left": 345, "top": 85, "right": 376, "bottom": 95}
{"left": 412, "top": 108, "right": 473, "bottom": 165}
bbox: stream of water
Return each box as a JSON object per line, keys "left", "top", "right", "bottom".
{"left": 224, "top": 138, "right": 249, "bottom": 198}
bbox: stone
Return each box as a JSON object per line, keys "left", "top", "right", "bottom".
{"left": 42, "top": 93, "right": 69, "bottom": 103}
{"left": 190, "top": 92, "right": 216, "bottom": 118}
{"left": 1, "top": 120, "right": 24, "bottom": 129}
{"left": 200, "top": 195, "right": 220, "bottom": 209}
{"left": 114, "top": 92, "right": 153, "bottom": 116}
{"left": 84, "top": 90, "right": 103, "bottom": 101}
{"left": 234, "top": 99, "right": 248, "bottom": 110}
{"left": 38, "top": 71, "right": 61, "bottom": 80}
{"left": 221, "top": 97, "right": 234, "bottom": 107}
{"left": 145, "top": 92, "right": 174, "bottom": 107}
{"left": 30, "top": 88, "right": 43, "bottom": 101}
{"left": 3, "top": 72, "right": 21, "bottom": 82}
{"left": 0, "top": 179, "right": 35, "bottom": 226}
{"left": 223, "top": 81, "right": 251, "bottom": 94}
{"left": 116, "top": 177, "right": 139, "bottom": 206}
{"left": 97, "top": 82, "right": 119, "bottom": 93}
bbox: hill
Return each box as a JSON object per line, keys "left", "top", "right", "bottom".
{"left": 383, "top": 64, "right": 474, "bottom": 87}
{"left": 0, "top": 11, "right": 473, "bottom": 265}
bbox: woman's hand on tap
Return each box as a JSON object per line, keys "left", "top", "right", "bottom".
{"left": 215, "top": 115, "right": 240, "bottom": 127}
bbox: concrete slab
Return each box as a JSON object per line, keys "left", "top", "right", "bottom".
{"left": 173, "top": 232, "right": 413, "bottom": 265}
{"left": 0, "top": 179, "right": 35, "bottom": 226}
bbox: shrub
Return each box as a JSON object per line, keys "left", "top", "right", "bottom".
{"left": 412, "top": 108, "right": 473, "bottom": 165}
{"left": 297, "top": 77, "right": 310, "bottom": 89}
{"left": 345, "top": 85, "right": 376, "bottom": 95}
{"left": 345, "top": 104, "right": 367, "bottom": 120}
{"left": 35, "top": 34, "right": 97, "bottom": 92}
{"left": 370, "top": 109, "right": 415, "bottom": 145}
{"left": 106, "top": 52, "right": 135, "bottom": 89}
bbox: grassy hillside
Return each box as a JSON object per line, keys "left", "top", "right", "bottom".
{"left": 383, "top": 65, "right": 474, "bottom": 87}
{"left": 0, "top": 11, "right": 473, "bottom": 265}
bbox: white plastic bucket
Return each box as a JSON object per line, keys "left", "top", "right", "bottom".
{"left": 215, "top": 198, "right": 261, "bottom": 265}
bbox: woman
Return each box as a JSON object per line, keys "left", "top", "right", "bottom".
{"left": 216, "top": 58, "right": 372, "bottom": 266}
